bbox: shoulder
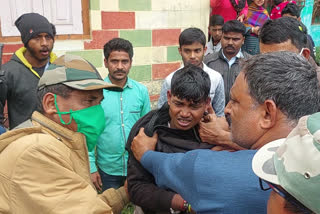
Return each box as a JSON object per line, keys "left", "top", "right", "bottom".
{"left": 0, "top": 132, "right": 71, "bottom": 177}
{"left": 128, "top": 78, "right": 148, "bottom": 92}
{"left": 203, "top": 64, "right": 223, "bottom": 80}
{"left": 204, "top": 52, "right": 221, "bottom": 64}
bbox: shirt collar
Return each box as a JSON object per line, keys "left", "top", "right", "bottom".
{"left": 105, "top": 76, "right": 133, "bottom": 89}
{"left": 221, "top": 49, "right": 243, "bottom": 62}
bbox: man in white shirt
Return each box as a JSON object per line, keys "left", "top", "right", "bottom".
{"left": 205, "top": 15, "right": 224, "bottom": 56}
{"left": 158, "top": 28, "right": 225, "bottom": 117}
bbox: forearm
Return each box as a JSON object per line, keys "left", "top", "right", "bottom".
{"left": 127, "top": 154, "right": 175, "bottom": 211}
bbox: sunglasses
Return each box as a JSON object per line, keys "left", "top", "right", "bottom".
{"left": 259, "top": 178, "right": 311, "bottom": 214}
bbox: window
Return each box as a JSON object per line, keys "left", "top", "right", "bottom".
{"left": 0, "top": 0, "right": 90, "bottom": 42}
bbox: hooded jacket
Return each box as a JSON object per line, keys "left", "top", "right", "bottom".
{"left": 0, "top": 111, "right": 128, "bottom": 214}
{"left": 0, "top": 47, "right": 57, "bottom": 129}
{"left": 126, "top": 104, "right": 214, "bottom": 213}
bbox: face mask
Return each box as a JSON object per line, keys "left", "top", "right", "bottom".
{"left": 299, "top": 48, "right": 305, "bottom": 56}
{"left": 54, "top": 94, "right": 106, "bottom": 151}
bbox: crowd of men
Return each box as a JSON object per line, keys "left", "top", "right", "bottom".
{"left": 0, "top": 1, "right": 319, "bottom": 213}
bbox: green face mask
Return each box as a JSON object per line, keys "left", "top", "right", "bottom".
{"left": 54, "top": 94, "right": 106, "bottom": 151}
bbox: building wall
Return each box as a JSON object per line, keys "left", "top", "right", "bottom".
{"left": 301, "top": 0, "right": 320, "bottom": 46}
{"left": 2, "top": 0, "right": 210, "bottom": 108}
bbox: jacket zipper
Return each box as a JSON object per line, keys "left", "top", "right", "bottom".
{"left": 120, "top": 92, "right": 126, "bottom": 176}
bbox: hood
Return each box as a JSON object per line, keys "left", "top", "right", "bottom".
{"left": 13, "top": 47, "right": 57, "bottom": 79}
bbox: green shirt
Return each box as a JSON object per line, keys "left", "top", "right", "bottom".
{"left": 89, "top": 77, "right": 150, "bottom": 175}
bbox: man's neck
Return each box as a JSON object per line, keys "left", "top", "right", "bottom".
{"left": 212, "top": 40, "right": 220, "bottom": 46}
{"left": 24, "top": 50, "right": 49, "bottom": 68}
{"left": 223, "top": 50, "right": 239, "bottom": 61}
{"left": 251, "top": 122, "right": 294, "bottom": 150}
{"left": 109, "top": 75, "right": 127, "bottom": 88}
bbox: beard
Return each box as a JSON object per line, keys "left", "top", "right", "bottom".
{"left": 26, "top": 44, "right": 52, "bottom": 62}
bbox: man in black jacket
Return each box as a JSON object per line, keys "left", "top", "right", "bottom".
{"left": 126, "top": 65, "right": 214, "bottom": 214}
{"left": 0, "top": 13, "right": 57, "bottom": 129}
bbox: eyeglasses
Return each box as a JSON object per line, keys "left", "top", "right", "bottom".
{"left": 259, "top": 178, "right": 312, "bottom": 214}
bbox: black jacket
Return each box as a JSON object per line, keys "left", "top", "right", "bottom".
{"left": 1, "top": 52, "right": 47, "bottom": 129}
{"left": 126, "top": 103, "right": 214, "bottom": 213}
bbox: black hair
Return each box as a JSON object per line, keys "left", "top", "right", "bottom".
{"left": 282, "top": 3, "right": 301, "bottom": 18}
{"left": 274, "top": 0, "right": 283, "bottom": 6}
{"left": 179, "top": 28, "right": 206, "bottom": 48}
{"left": 222, "top": 20, "right": 246, "bottom": 36}
{"left": 103, "top": 38, "right": 134, "bottom": 60}
{"left": 171, "top": 64, "right": 210, "bottom": 103}
{"left": 242, "top": 51, "right": 320, "bottom": 124}
{"left": 260, "top": 17, "right": 308, "bottom": 50}
{"left": 209, "top": 15, "right": 224, "bottom": 27}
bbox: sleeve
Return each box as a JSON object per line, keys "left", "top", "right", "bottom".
{"left": 157, "top": 79, "right": 170, "bottom": 109}
{"left": 140, "top": 87, "right": 151, "bottom": 117}
{"left": 88, "top": 150, "right": 97, "bottom": 173}
{"left": 0, "top": 69, "right": 7, "bottom": 126}
{"left": 140, "top": 151, "right": 202, "bottom": 210}
{"left": 240, "top": 0, "right": 248, "bottom": 17}
{"left": 100, "top": 186, "right": 130, "bottom": 214}
{"left": 11, "top": 138, "right": 125, "bottom": 214}
{"left": 211, "top": 75, "right": 225, "bottom": 117}
{"left": 126, "top": 119, "right": 175, "bottom": 212}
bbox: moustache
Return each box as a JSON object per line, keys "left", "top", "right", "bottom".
{"left": 114, "top": 70, "right": 126, "bottom": 74}
{"left": 226, "top": 45, "right": 235, "bottom": 50}
{"left": 225, "top": 114, "right": 231, "bottom": 127}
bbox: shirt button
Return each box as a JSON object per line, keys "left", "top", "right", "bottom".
{"left": 120, "top": 98, "right": 123, "bottom": 100}
{"left": 121, "top": 111, "right": 123, "bottom": 114}
{"left": 122, "top": 124, "right": 124, "bottom": 127}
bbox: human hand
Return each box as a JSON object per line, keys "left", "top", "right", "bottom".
{"left": 252, "top": 26, "right": 260, "bottom": 35}
{"left": 91, "top": 171, "right": 102, "bottom": 192}
{"left": 237, "top": 14, "right": 245, "bottom": 22}
{"left": 131, "top": 128, "right": 158, "bottom": 162}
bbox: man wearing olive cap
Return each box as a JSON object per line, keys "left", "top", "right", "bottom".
{"left": 0, "top": 54, "right": 128, "bottom": 214}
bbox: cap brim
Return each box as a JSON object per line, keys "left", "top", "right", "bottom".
{"left": 252, "top": 138, "right": 286, "bottom": 185}
{"left": 63, "top": 79, "right": 122, "bottom": 91}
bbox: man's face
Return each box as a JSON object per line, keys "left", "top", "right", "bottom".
{"left": 267, "top": 190, "right": 288, "bottom": 214}
{"left": 26, "top": 33, "right": 54, "bottom": 62}
{"left": 209, "top": 25, "right": 223, "bottom": 44}
{"left": 260, "top": 40, "right": 299, "bottom": 54}
{"left": 179, "top": 42, "right": 206, "bottom": 67}
{"left": 53, "top": 89, "right": 103, "bottom": 132}
{"left": 221, "top": 32, "right": 244, "bottom": 58}
{"left": 224, "top": 72, "right": 262, "bottom": 149}
{"left": 167, "top": 91, "right": 210, "bottom": 131}
{"left": 104, "top": 50, "right": 132, "bottom": 83}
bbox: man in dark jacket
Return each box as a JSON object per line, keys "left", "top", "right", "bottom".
{"left": 126, "top": 65, "right": 213, "bottom": 214}
{"left": 204, "top": 20, "right": 251, "bottom": 104}
{"left": 0, "top": 13, "right": 57, "bottom": 129}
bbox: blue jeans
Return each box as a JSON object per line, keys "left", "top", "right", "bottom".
{"left": 0, "top": 125, "right": 6, "bottom": 135}
{"left": 98, "top": 168, "right": 126, "bottom": 191}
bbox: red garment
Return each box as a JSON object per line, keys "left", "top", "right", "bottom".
{"left": 270, "top": 0, "right": 296, "bottom": 19}
{"left": 210, "top": 0, "right": 248, "bottom": 22}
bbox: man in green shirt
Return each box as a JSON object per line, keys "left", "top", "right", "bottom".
{"left": 89, "top": 38, "right": 151, "bottom": 191}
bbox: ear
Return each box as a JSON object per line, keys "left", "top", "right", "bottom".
{"left": 298, "top": 17, "right": 301, "bottom": 22}
{"left": 178, "top": 47, "right": 182, "bottom": 56}
{"left": 104, "top": 58, "right": 108, "bottom": 68}
{"left": 42, "top": 93, "right": 57, "bottom": 115}
{"left": 204, "top": 46, "right": 208, "bottom": 53}
{"left": 301, "top": 48, "right": 310, "bottom": 60}
{"left": 259, "top": 100, "right": 277, "bottom": 129}
{"left": 205, "top": 97, "right": 211, "bottom": 107}
{"left": 167, "top": 90, "right": 172, "bottom": 105}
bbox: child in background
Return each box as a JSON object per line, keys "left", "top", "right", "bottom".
{"left": 243, "top": 0, "right": 269, "bottom": 55}
{"left": 270, "top": 0, "right": 296, "bottom": 19}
